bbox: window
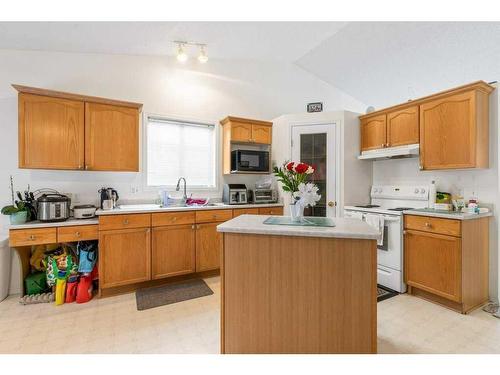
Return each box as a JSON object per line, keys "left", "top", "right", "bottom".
{"left": 146, "top": 116, "right": 217, "bottom": 188}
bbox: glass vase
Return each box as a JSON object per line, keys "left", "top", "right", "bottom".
{"left": 289, "top": 202, "right": 304, "bottom": 222}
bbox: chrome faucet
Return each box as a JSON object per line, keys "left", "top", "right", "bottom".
{"left": 176, "top": 177, "right": 187, "bottom": 203}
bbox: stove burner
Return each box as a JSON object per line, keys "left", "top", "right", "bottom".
{"left": 388, "top": 207, "right": 415, "bottom": 212}
{"left": 355, "top": 204, "right": 381, "bottom": 208}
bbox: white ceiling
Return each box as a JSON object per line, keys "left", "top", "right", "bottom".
{"left": 0, "top": 22, "right": 346, "bottom": 62}
{"left": 297, "top": 22, "right": 500, "bottom": 108}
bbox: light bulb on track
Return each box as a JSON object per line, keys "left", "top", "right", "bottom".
{"left": 198, "top": 45, "right": 208, "bottom": 63}
{"left": 176, "top": 43, "right": 188, "bottom": 62}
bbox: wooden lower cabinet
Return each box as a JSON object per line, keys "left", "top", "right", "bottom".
{"left": 152, "top": 224, "right": 196, "bottom": 279}
{"left": 258, "top": 206, "right": 284, "bottom": 216}
{"left": 405, "top": 230, "right": 461, "bottom": 302}
{"left": 99, "top": 227, "right": 151, "bottom": 288}
{"left": 404, "top": 215, "right": 489, "bottom": 313}
{"left": 196, "top": 222, "right": 223, "bottom": 272}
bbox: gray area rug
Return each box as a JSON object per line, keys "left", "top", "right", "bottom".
{"left": 136, "top": 279, "right": 214, "bottom": 311}
{"left": 377, "top": 285, "right": 398, "bottom": 302}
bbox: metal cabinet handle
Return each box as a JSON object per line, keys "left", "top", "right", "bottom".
{"left": 386, "top": 143, "right": 390, "bottom": 147}
{"left": 191, "top": 225, "right": 195, "bottom": 230}
{"left": 28, "top": 235, "right": 36, "bottom": 241}
{"left": 197, "top": 225, "right": 201, "bottom": 229}
{"left": 172, "top": 217, "right": 177, "bottom": 221}
{"left": 75, "top": 232, "right": 81, "bottom": 237}
{"left": 419, "top": 165, "right": 424, "bottom": 170}
{"left": 123, "top": 219, "right": 129, "bottom": 225}
{"left": 424, "top": 222, "right": 431, "bottom": 228}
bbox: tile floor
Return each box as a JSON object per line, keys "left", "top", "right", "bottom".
{"left": 0, "top": 276, "right": 499, "bottom": 354}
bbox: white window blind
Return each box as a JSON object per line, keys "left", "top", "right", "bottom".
{"left": 146, "top": 116, "right": 216, "bottom": 188}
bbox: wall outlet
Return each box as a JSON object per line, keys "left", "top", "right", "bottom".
{"left": 130, "top": 186, "right": 140, "bottom": 194}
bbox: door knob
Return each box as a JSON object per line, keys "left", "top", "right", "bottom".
{"left": 328, "top": 201, "right": 336, "bottom": 207}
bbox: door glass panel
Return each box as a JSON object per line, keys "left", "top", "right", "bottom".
{"left": 300, "top": 133, "right": 327, "bottom": 217}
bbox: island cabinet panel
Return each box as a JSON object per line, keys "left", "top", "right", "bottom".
{"left": 152, "top": 224, "right": 196, "bottom": 279}
{"left": 404, "top": 230, "right": 462, "bottom": 302}
{"left": 84, "top": 102, "right": 139, "bottom": 171}
{"left": 196, "top": 222, "right": 223, "bottom": 272}
{"left": 99, "top": 227, "right": 151, "bottom": 288}
{"left": 360, "top": 114, "right": 387, "bottom": 151}
{"left": 18, "top": 93, "right": 85, "bottom": 170}
{"left": 387, "top": 105, "right": 419, "bottom": 147}
{"left": 221, "top": 234, "right": 377, "bottom": 354}
{"left": 419, "top": 89, "right": 489, "bottom": 170}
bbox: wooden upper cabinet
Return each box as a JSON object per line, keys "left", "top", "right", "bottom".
{"left": 13, "top": 84, "right": 142, "bottom": 172}
{"left": 230, "top": 121, "right": 253, "bottom": 143}
{"left": 18, "top": 93, "right": 85, "bottom": 170}
{"left": 387, "top": 105, "right": 419, "bottom": 147}
{"left": 420, "top": 89, "right": 489, "bottom": 170}
{"left": 360, "top": 114, "right": 386, "bottom": 151}
{"left": 85, "top": 102, "right": 139, "bottom": 171}
{"left": 221, "top": 116, "right": 272, "bottom": 144}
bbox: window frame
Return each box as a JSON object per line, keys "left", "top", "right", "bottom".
{"left": 142, "top": 112, "right": 220, "bottom": 193}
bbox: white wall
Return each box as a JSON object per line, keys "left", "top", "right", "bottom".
{"left": 372, "top": 86, "right": 500, "bottom": 302}
{"left": 0, "top": 48, "right": 366, "bottom": 233}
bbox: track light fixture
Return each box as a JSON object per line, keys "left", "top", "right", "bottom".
{"left": 174, "top": 41, "right": 208, "bottom": 63}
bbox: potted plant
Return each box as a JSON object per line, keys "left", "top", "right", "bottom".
{"left": 1, "top": 176, "right": 29, "bottom": 224}
{"left": 273, "top": 161, "right": 321, "bottom": 221}
{"left": 1, "top": 201, "right": 28, "bottom": 224}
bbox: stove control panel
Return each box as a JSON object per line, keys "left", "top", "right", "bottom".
{"left": 371, "top": 185, "right": 430, "bottom": 201}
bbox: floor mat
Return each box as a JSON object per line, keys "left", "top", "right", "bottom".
{"left": 136, "top": 278, "right": 213, "bottom": 311}
{"left": 377, "top": 285, "right": 398, "bottom": 302}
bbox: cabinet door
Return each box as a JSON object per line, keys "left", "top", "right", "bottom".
{"left": 387, "top": 106, "right": 419, "bottom": 147}
{"left": 420, "top": 91, "right": 476, "bottom": 170}
{"left": 360, "top": 114, "right": 387, "bottom": 151}
{"left": 404, "top": 230, "right": 461, "bottom": 302}
{"left": 18, "top": 93, "right": 84, "bottom": 170}
{"left": 251, "top": 124, "right": 272, "bottom": 144}
{"left": 85, "top": 102, "right": 139, "bottom": 171}
{"left": 196, "top": 222, "right": 222, "bottom": 272}
{"left": 230, "top": 122, "right": 252, "bottom": 143}
{"left": 99, "top": 227, "right": 151, "bottom": 288}
{"left": 152, "top": 224, "right": 196, "bottom": 279}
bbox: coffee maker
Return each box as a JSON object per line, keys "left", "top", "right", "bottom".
{"left": 99, "top": 188, "right": 119, "bottom": 210}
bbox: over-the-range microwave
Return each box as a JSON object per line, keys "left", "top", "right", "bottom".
{"left": 231, "top": 149, "right": 269, "bottom": 173}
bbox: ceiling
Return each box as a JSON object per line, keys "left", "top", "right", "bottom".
{"left": 0, "top": 22, "right": 346, "bottom": 62}
{"left": 297, "top": 22, "right": 500, "bottom": 108}
{"left": 2, "top": 22, "right": 500, "bottom": 108}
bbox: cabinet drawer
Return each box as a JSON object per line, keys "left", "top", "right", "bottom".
{"left": 57, "top": 225, "right": 98, "bottom": 242}
{"left": 233, "top": 208, "right": 259, "bottom": 218}
{"left": 99, "top": 213, "right": 151, "bottom": 231}
{"left": 152, "top": 211, "right": 195, "bottom": 227}
{"left": 195, "top": 209, "right": 233, "bottom": 223}
{"left": 404, "top": 215, "right": 461, "bottom": 237}
{"left": 258, "top": 207, "right": 284, "bottom": 216}
{"left": 9, "top": 228, "right": 57, "bottom": 246}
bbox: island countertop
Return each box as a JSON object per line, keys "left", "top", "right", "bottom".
{"left": 217, "top": 214, "right": 380, "bottom": 239}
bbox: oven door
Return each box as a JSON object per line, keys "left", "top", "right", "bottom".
{"left": 376, "top": 214, "right": 402, "bottom": 271}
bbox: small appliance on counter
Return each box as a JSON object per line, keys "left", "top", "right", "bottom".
{"left": 73, "top": 205, "right": 97, "bottom": 219}
{"left": 253, "top": 188, "right": 278, "bottom": 204}
{"left": 231, "top": 149, "right": 269, "bottom": 173}
{"left": 37, "top": 193, "right": 71, "bottom": 222}
{"left": 99, "top": 187, "right": 119, "bottom": 210}
{"left": 223, "top": 184, "right": 248, "bottom": 205}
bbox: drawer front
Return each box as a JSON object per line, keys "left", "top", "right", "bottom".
{"left": 258, "top": 206, "right": 284, "bottom": 216}
{"left": 152, "top": 211, "right": 195, "bottom": 227}
{"left": 9, "top": 228, "right": 57, "bottom": 246}
{"left": 99, "top": 213, "right": 151, "bottom": 231}
{"left": 404, "top": 215, "right": 461, "bottom": 237}
{"left": 57, "top": 225, "right": 98, "bottom": 242}
{"left": 195, "top": 209, "right": 233, "bottom": 223}
{"left": 233, "top": 208, "right": 259, "bottom": 218}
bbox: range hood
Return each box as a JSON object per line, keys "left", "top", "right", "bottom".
{"left": 358, "top": 144, "right": 420, "bottom": 161}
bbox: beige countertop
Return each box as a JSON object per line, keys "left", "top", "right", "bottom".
{"left": 403, "top": 208, "right": 493, "bottom": 220}
{"left": 217, "top": 214, "right": 380, "bottom": 240}
{"left": 95, "top": 202, "right": 283, "bottom": 216}
{"left": 9, "top": 218, "right": 99, "bottom": 230}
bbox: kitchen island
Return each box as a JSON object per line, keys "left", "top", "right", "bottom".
{"left": 217, "top": 215, "right": 380, "bottom": 354}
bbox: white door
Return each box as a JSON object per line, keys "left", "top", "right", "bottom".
{"left": 291, "top": 123, "right": 336, "bottom": 217}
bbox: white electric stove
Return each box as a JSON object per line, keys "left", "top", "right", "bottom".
{"left": 344, "top": 185, "right": 431, "bottom": 293}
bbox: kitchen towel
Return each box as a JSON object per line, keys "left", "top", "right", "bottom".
{"left": 349, "top": 211, "right": 364, "bottom": 220}
{"left": 365, "top": 214, "right": 384, "bottom": 246}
